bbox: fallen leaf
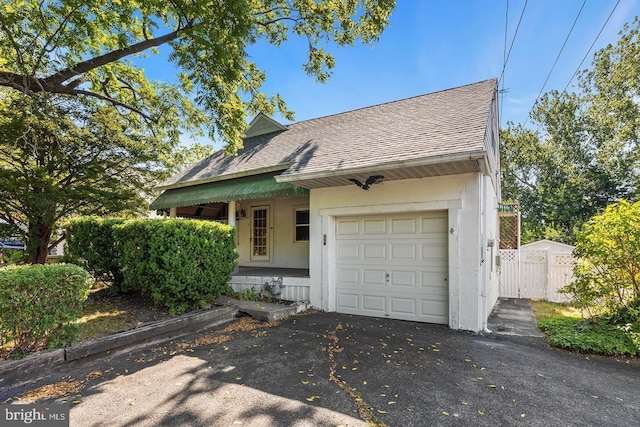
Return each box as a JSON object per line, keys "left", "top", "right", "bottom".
{"left": 378, "top": 410, "right": 387, "bottom": 414}
{"left": 478, "top": 409, "right": 485, "bottom": 415}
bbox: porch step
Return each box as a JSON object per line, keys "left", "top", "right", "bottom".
{"left": 217, "top": 295, "right": 309, "bottom": 322}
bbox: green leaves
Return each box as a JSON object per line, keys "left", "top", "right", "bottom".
{"left": 0, "top": 0, "right": 396, "bottom": 153}
{"left": 0, "top": 263, "right": 93, "bottom": 356}
{"left": 565, "top": 200, "right": 640, "bottom": 319}
{"left": 112, "top": 219, "right": 238, "bottom": 314}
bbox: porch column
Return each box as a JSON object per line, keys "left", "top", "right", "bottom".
{"left": 228, "top": 200, "right": 236, "bottom": 228}
{"left": 169, "top": 207, "right": 177, "bottom": 218}
{"left": 228, "top": 200, "right": 239, "bottom": 274}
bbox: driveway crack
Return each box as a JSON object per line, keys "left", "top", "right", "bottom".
{"left": 325, "top": 322, "right": 386, "bottom": 427}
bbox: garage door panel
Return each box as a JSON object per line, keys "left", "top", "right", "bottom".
{"left": 421, "top": 244, "right": 448, "bottom": 260}
{"left": 337, "top": 268, "right": 359, "bottom": 284}
{"left": 391, "top": 218, "right": 416, "bottom": 234}
{"left": 362, "top": 295, "right": 386, "bottom": 312}
{"left": 338, "top": 243, "right": 359, "bottom": 259}
{"left": 337, "top": 293, "right": 359, "bottom": 310}
{"left": 390, "top": 298, "right": 416, "bottom": 315}
{"left": 336, "top": 211, "right": 449, "bottom": 324}
{"left": 363, "top": 219, "right": 386, "bottom": 234}
{"left": 390, "top": 270, "right": 417, "bottom": 287}
{"left": 363, "top": 244, "right": 386, "bottom": 259}
{"left": 391, "top": 244, "right": 417, "bottom": 260}
{"left": 337, "top": 220, "right": 359, "bottom": 235}
{"left": 420, "top": 217, "right": 448, "bottom": 232}
{"left": 363, "top": 269, "right": 386, "bottom": 285}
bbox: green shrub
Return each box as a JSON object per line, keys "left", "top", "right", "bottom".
{"left": 538, "top": 316, "right": 639, "bottom": 356}
{"left": 0, "top": 264, "right": 93, "bottom": 356}
{"left": 563, "top": 200, "right": 640, "bottom": 321}
{"left": 0, "top": 249, "right": 28, "bottom": 265}
{"left": 113, "top": 219, "right": 237, "bottom": 314}
{"left": 63, "top": 217, "right": 126, "bottom": 290}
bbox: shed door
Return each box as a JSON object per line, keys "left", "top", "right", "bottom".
{"left": 335, "top": 211, "right": 449, "bottom": 324}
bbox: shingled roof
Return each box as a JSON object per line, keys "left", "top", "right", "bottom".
{"left": 159, "top": 78, "right": 498, "bottom": 190}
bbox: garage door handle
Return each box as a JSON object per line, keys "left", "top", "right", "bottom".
{"left": 386, "top": 273, "right": 390, "bottom": 282}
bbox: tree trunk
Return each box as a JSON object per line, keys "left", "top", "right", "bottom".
{"left": 27, "top": 221, "right": 53, "bottom": 264}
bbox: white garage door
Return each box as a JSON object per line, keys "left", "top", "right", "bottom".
{"left": 335, "top": 211, "right": 449, "bottom": 324}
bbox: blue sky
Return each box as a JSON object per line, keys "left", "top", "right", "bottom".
{"left": 160, "top": 1, "right": 640, "bottom": 148}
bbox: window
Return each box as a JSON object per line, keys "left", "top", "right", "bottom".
{"left": 295, "top": 209, "right": 309, "bottom": 241}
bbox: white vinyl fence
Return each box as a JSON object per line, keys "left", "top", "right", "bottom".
{"left": 499, "top": 245, "right": 575, "bottom": 303}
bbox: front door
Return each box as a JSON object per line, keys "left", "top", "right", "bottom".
{"left": 250, "top": 206, "right": 270, "bottom": 261}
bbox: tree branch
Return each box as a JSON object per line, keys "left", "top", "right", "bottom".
{"left": 0, "top": 14, "right": 25, "bottom": 73}
{"left": 42, "top": 26, "right": 190, "bottom": 87}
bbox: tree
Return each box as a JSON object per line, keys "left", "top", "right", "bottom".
{"left": 564, "top": 200, "right": 640, "bottom": 321}
{"left": 0, "top": 94, "right": 167, "bottom": 263}
{"left": 501, "top": 18, "right": 640, "bottom": 243}
{"left": 0, "top": 0, "right": 396, "bottom": 154}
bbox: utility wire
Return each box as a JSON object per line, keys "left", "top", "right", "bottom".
{"left": 522, "top": 0, "right": 586, "bottom": 129}
{"left": 499, "top": 0, "right": 528, "bottom": 86}
{"left": 531, "top": 0, "right": 622, "bottom": 134}
{"left": 562, "top": 0, "right": 621, "bottom": 93}
{"left": 500, "top": 0, "right": 509, "bottom": 127}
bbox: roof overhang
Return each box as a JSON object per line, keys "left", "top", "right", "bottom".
{"left": 156, "top": 164, "right": 291, "bottom": 191}
{"left": 150, "top": 176, "right": 309, "bottom": 210}
{"left": 275, "top": 150, "right": 488, "bottom": 189}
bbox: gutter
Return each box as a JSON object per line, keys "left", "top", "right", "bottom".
{"left": 274, "top": 150, "right": 487, "bottom": 184}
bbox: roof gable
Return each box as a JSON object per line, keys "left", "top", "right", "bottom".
{"left": 159, "top": 79, "right": 498, "bottom": 190}
{"left": 244, "top": 113, "right": 287, "bottom": 138}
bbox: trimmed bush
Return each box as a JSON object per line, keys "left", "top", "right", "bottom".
{"left": 113, "top": 219, "right": 237, "bottom": 314}
{"left": 0, "top": 263, "right": 93, "bottom": 356}
{"left": 63, "top": 217, "right": 126, "bottom": 290}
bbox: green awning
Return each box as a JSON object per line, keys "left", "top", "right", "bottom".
{"left": 150, "top": 176, "right": 309, "bottom": 209}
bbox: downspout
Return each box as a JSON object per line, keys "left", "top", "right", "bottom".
{"left": 480, "top": 175, "right": 492, "bottom": 334}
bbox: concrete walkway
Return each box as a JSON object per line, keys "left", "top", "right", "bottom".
{"left": 487, "top": 297, "right": 544, "bottom": 337}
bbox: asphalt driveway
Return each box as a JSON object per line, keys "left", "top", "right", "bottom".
{"left": 3, "top": 311, "right": 639, "bottom": 426}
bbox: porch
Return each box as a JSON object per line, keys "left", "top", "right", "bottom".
{"left": 229, "top": 267, "right": 311, "bottom": 303}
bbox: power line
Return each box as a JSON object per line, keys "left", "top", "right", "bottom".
{"left": 500, "top": 0, "right": 509, "bottom": 126}
{"left": 562, "top": 0, "right": 621, "bottom": 93}
{"left": 530, "top": 0, "right": 622, "bottom": 134}
{"left": 499, "top": 0, "right": 528, "bottom": 86}
{"left": 522, "top": 0, "right": 586, "bottom": 128}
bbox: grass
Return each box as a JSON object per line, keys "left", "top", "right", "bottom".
{"left": 75, "top": 287, "right": 173, "bottom": 342}
{"left": 531, "top": 300, "right": 640, "bottom": 357}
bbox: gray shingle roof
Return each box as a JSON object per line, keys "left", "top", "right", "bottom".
{"left": 159, "top": 79, "right": 497, "bottom": 190}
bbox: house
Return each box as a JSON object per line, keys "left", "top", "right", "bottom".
{"left": 150, "top": 79, "right": 501, "bottom": 332}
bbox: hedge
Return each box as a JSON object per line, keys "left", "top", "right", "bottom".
{"left": 63, "top": 217, "right": 126, "bottom": 289}
{"left": 0, "top": 263, "right": 93, "bottom": 356}
{"left": 113, "top": 219, "right": 237, "bottom": 314}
